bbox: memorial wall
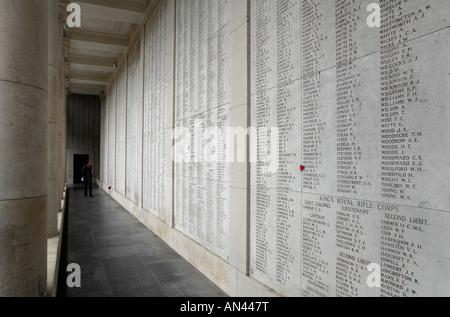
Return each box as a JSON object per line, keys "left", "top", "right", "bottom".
{"left": 143, "top": 1, "right": 170, "bottom": 222}
{"left": 115, "top": 63, "right": 127, "bottom": 196}
{"left": 108, "top": 81, "right": 117, "bottom": 189}
{"left": 126, "top": 40, "right": 144, "bottom": 205}
{"left": 250, "top": 0, "right": 450, "bottom": 297}
{"left": 174, "top": 0, "right": 232, "bottom": 261}
{"left": 100, "top": 0, "right": 450, "bottom": 297}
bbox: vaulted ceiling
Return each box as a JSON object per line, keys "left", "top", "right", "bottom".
{"left": 59, "top": 0, "right": 151, "bottom": 95}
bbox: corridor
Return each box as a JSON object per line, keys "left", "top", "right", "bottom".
{"left": 61, "top": 186, "right": 228, "bottom": 297}
{"left": 2, "top": 0, "right": 449, "bottom": 298}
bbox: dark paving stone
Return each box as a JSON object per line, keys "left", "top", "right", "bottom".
{"left": 141, "top": 251, "right": 185, "bottom": 267}
{"left": 97, "top": 245, "right": 141, "bottom": 259}
{"left": 120, "top": 227, "right": 155, "bottom": 240}
{"left": 62, "top": 186, "right": 229, "bottom": 298}
{"left": 175, "top": 276, "right": 227, "bottom": 297}
{"left": 67, "top": 251, "right": 80, "bottom": 264}
{"left": 101, "top": 255, "right": 147, "bottom": 280}
{"left": 76, "top": 245, "right": 142, "bottom": 268}
{"left": 108, "top": 274, "right": 168, "bottom": 297}
{"left": 145, "top": 261, "right": 198, "bottom": 286}
{"left": 69, "top": 231, "right": 95, "bottom": 247}
{"left": 159, "top": 282, "right": 186, "bottom": 297}
{"left": 94, "top": 233, "right": 132, "bottom": 249}
{"left": 89, "top": 225, "right": 121, "bottom": 237}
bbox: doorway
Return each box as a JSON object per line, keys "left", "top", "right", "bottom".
{"left": 73, "top": 154, "right": 89, "bottom": 184}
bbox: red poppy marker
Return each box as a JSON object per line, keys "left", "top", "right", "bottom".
{"left": 300, "top": 165, "right": 305, "bottom": 171}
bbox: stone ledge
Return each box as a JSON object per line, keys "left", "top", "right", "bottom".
{"left": 46, "top": 186, "right": 66, "bottom": 297}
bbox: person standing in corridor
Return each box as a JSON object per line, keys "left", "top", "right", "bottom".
{"left": 81, "top": 160, "right": 94, "bottom": 197}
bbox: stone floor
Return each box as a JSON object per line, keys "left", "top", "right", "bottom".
{"left": 61, "top": 185, "right": 228, "bottom": 297}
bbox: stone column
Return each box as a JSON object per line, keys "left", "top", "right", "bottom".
{"left": 58, "top": 90, "right": 67, "bottom": 203}
{"left": 58, "top": 15, "right": 68, "bottom": 203}
{"left": 0, "top": 0, "right": 48, "bottom": 296}
{"left": 47, "top": 0, "right": 60, "bottom": 237}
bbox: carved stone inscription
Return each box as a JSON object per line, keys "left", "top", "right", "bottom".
{"left": 174, "top": 0, "right": 231, "bottom": 261}
{"left": 115, "top": 64, "right": 127, "bottom": 196}
{"left": 250, "top": 0, "right": 450, "bottom": 297}
{"left": 126, "top": 40, "right": 143, "bottom": 204}
{"left": 108, "top": 82, "right": 116, "bottom": 189}
{"left": 143, "top": 1, "right": 169, "bottom": 220}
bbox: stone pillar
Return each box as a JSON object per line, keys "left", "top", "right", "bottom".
{"left": 0, "top": 0, "right": 48, "bottom": 296}
{"left": 57, "top": 11, "right": 67, "bottom": 210}
{"left": 58, "top": 91, "right": 67, "bottom": 203}
{"left": 59, "top": 30, "right": 69, "bottom": 202}
{"left": 47, "top": 0, "right": 59, "bottom": 237}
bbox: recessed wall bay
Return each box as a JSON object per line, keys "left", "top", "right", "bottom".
{"left": 174, "top": 0, "right": 232, "bottom": 261}
{"left": 126, "top": 40, "right": 144, "bottom": 205}
{"left": 115, "top": 63, "right": 127, "bottom": 196}
{"left": 143, "top": 1, "right": 169, "bottom": 221}
{"left": 108, "top": 81, "right": 116, "bottom": 189}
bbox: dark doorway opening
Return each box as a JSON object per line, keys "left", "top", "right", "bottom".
{"left": 73, "top": 154, "right": 89, "bottom": 184}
